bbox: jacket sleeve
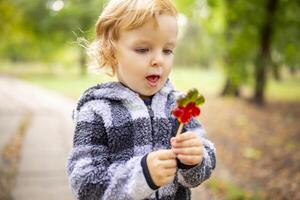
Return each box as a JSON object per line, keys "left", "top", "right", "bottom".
{"left": 66, "top": 101, "right": 155, "bottom": 200}
{"left": 177, "top": 118, "right": 216, "bottom": 188}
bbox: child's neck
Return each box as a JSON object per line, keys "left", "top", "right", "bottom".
{"left": 119, "top": 81, "right": 153, "bottom": 100}
{"left": 141, "top": 95, "right": 152, "bottom": 106}
{"left": 139, "top": 95, "right": 153, "bottom": 100}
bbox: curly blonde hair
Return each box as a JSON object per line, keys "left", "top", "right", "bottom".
{"left": 88, "top": 0, "right": 177, "bottom": 75}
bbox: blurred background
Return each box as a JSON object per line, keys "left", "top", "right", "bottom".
{"left": 0, "top": 0, "right": 299, "bottom": 200}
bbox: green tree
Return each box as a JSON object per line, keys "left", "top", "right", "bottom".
{"left": 175, "top": 0, "right": 299, "bottom": 104}
{"left": 208, "top": 0, "right": 299, "bottom": 104}
{"left": 0, "top": 0, "right": 104, "bottom": 75}
{"left": 59, "top": 0, "right": 105, "bottom": 75}
{"left": 254, "top": 0, "right": 279, "bottom": 104}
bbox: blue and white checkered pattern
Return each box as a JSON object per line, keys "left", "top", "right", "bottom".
{"left": 67, "top": 80, "right": 216, "bottom": 200}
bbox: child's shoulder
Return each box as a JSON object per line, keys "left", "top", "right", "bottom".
{"left": 72, "top": 82, "right": 122, "bottom": 122}
{"left": 75, "top": 82, "right": 118, "bottom": 110}
{"left": 75, "top": 81, "right": 139, "bottom": 111}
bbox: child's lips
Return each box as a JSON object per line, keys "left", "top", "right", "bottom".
{"left": 146, "top": 75, "right": 160, "bottom": 87}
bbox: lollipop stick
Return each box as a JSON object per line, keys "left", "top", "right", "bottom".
{"left": 176, "top": 123, "right": 184, "bottom": 137}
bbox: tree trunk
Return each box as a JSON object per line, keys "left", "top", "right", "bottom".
{"left": 221, "top": 78, "right": 240, "bottom": 97}
{"left": 253, "top": 0, "right": 279, "bottom": 105}
{"left": 272, "top": 61, "right": 281, "bottom": 81}
{"left": 221, "top": 2, "right": 241, "bottom": 98}
{"left": 221, "top": 54, "right": 240, "bottom": 97}
{"left": 289, "top": 66, "right": 296, "bottom": 75}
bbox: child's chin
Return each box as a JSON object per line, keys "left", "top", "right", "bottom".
{"left": 139, "top": 91, "right": 157, "bottom": 99}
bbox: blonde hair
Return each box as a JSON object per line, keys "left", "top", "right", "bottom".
{"left": 88, "top": 0, "right": 177, "bottom": 75}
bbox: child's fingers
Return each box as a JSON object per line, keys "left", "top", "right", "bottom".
{"left": 172, "top": 147, "right": 203, "bottom": 155}
{"left": 171, "top": 138, "right": 202, "bottom": 148}
{"left": 177, "top": 154, "right": 203, "bottom": 165}
{"left": 157, "top": 149, "right": 177, "bottom": 160}
{"left": 161, "top": 159, "right": 177, "bottom": 169}
{"left": 163, "top": 174, "right": 176, "bottom": 183}
{"left": 164, "top": 168, "right": 176, "bottom": 176}
{"left": 174, "top": 132, "right": 197, "bottom": 142}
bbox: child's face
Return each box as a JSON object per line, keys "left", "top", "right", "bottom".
{"left": 114, "top": 14, "right": 178, "bottom": 98}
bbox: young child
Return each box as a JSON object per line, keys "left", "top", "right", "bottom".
{"left": 67, "top": 0, "right": 216, "bottom": 199}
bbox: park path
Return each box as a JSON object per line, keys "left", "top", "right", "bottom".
{"left": 0, "top": 76, "right": 219, "bottom": 200}
{"left": 0, "top": 76, "right": 75, "bottom": 200}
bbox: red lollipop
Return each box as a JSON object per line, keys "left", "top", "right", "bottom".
{"left": 172, "top": 88, "right": 205, "bottom": 136}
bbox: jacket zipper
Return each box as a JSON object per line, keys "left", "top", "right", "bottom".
{"left": 146, "top": 105, "right": 159, "bottom": 200}
{"left": 146, "top": 105, "right": 155, "bottom": 151}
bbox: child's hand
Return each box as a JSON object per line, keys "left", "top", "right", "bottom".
{"left": 171, "top": 132, "right": 204, "bottom": 166}
{"left": 147, "top": 149, "right": 177, "bottom": 187}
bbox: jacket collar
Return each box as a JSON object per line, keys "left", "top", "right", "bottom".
{"left": 77, "top": 79, "right": 175, "bottom": 112}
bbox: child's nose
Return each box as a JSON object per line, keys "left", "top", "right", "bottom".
{"left": 150, "top": 52, "right": 164, "bottom": 67}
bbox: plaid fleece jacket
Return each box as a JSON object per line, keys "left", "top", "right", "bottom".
{"left": 67, "top": 80, "right": 216, "bottom": 200}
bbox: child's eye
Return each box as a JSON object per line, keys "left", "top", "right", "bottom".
{"left": 135, "top": 48, "right": 149, "bottom": 54}
{"left": 163, "top": 49, "right": 173, "bottom": 55}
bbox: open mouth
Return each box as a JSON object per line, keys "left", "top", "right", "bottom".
{"left": 146, "top": 75, "right": 160, "bottom": 87}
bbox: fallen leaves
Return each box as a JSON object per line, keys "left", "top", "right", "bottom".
{"left": 0, "top": 113, "right": 31, "bottom": 200}
{"left": 200, "top": 96, "right": 300, "bottom": 200}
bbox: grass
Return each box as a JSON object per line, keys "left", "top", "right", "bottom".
{"left": 266, "top": 75, "right": 300, "bottom": 101}
{"left": 1, "top": 63, "right": 299, "bottom": 101}
{"left": 16, "top": 67, "right": 225, "bottom": 99}
{"left": 170, "top": 67, "right": 225, "bottom": 95}
{"left": 18, "top": 73, "right": 115, "bottom": 98}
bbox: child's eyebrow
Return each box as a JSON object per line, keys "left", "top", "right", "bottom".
{"left": 166, "top": 41, "right": 176, "bottom": 47}
{"left": 132, "top": 39, "right": 151, "bottom": 46}
{"left": 133, "top": 38, "right": 176, "bottom": 48}
{"left": 132, "top": 39, "right": 177, "bottom": 47}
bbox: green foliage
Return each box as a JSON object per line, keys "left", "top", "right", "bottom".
{"left": 272, "top": 0, "right": 300, "bottom": 67}
{"left": 174, "top": 0, "right": 198, "bottom": 18}
{"left": 1, "top": 0, "right": 299, "bottom": 101}
{"left": 0, "top": 0, "right": 105, "bottom": 62}
{"left": 175, "top": 22, "right": 216, "bottom": 67}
